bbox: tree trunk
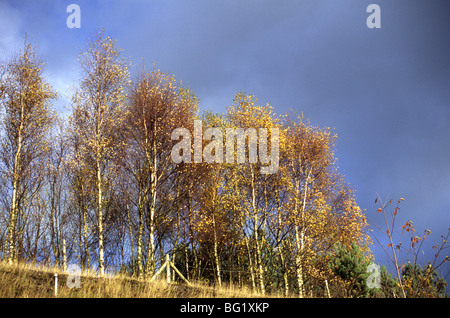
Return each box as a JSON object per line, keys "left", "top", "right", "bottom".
{"left": 82, "top": 198, "right": 90, "bottom": 271}
{"left": 250, "top": 166, "right": 265, "bottom": 295}
{"left": 144, "top": 134, "right": 157, "bottom": 278}
{"left": 279, "top": 248, "right": 289, "bottom": 297}
{"left": 126, "top": 203, "right": 136, "bottom": 276}
{"left": 96, "top": 157, "right": 105, "bottom": 276}
{"left": 275, "top": 190, "right": 289, "bottom": 296}
{"left": 294, "top": 168, "right": 311, "bottom": 298}
{"left": 187, "top": 192, "right": 200, "bottom": 280}
{"left": 137, "top": 195, "right": 144, "bottom": 278}
{"left": 184, "top": 244, "right": 190, "bottom": 280}
{"left": 212, "top": 212, "right": 222, "bottom": 286}
{"left": 146, "top": 205, "right": 156, "bottom": 277}
{"left": 62, "top": 239, "right": 67, "bottom": 272}
{"left": 50, "top": 176, "right": 59, "bottom": 267}
{"left": 295, "top": 224, "right": 305, "bottom": 298}
{"left": 7, "top": 110, "right": 24, "bottom": 264}
{"left": 244, "top": 232, "right": 256, "bottom": 292}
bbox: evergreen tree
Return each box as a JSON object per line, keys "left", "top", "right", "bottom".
{"left": 379, "top": 265, "right": 400, "bottom": 297}
{"left": 368, "top": 264, "right": 400, "bottom": 298}
{"left": 402, "top": 262, "right": 447, "bottom": 298}
{"left": 329, "top": 242, "right": 372, "bottom": 298}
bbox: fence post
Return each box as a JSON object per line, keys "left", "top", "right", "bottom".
{"left": 166, "top": 254, "right": 171, "bottom": 284}
{"left": 150, "top": 254, "right": 190, "bottom": 285}
{"left": 150, "top": 259, "right": 167, "bottom": 282}
{"left": 169, "top": 261, "right": 191, "bottom": 285}
{"left": 54, "top": 273, "right": 58, "bottom": 297}
{"left": 325, "top": 279, "right": 331, "bottom": 298}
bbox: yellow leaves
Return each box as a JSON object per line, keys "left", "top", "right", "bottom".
{"left": 227, "top": 92, "right": 280, "bottom": 131}
{"left": 1, "top": 32, "right": 379, "bottom": 294}
{"left": 0, "top": 37, "right": 56, "bottom": 180}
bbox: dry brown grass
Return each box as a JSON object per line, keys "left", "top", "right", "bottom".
{"left": 0, "top": 261, "right": 282, "bottom": 298}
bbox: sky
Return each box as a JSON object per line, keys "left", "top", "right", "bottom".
{"left": 0, "top": 0, "right": 449, "bottom": 279}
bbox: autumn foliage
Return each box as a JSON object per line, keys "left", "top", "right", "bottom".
{"left": 0, "top": 32, "right": 446, "bottom": 298}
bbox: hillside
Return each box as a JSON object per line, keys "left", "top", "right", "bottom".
{"left": 0, "top": 261, "right": 275, "bottom": 298}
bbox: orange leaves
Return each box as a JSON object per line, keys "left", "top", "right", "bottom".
{"left": 411, "top": 236, "right": 421, "bottom": 248}
{"left": 400, "top": 221, "right": 434, "bottom": 251}
{"left": 402, "top": 221, "right": 415, "bottom": 233}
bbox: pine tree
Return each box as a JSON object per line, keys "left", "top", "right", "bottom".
{"left": 329, "top": 242, "right": 371, "bottom": 298}
{"left": 376, "top": 265, "right": 400, "bottom": 297}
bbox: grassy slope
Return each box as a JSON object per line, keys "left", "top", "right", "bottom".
{"left": 0, "top": 261, "right": 275, "bottom": 298}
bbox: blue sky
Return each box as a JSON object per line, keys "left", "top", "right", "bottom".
{"left": 1, "top": 0, "right": 449, "bottom": 279}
